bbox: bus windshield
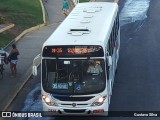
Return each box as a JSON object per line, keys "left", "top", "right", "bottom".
{"left": 42, "top": 59, "right": 106, "bottom": 95}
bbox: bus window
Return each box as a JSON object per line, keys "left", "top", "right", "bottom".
{"left": 42, "top": 59, "right": 106, "bottom": 95}
{"left": 109, "top": 38, "right": 113, "bottom": 55}
{"left": 87, "top": 60, "right": 103, "bottom": 76}
{"left": 105, "top": 59, "right": 110, "bottom": 80}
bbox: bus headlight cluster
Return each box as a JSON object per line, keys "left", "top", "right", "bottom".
{"left": 42, "top": 95, "right": 58, "bottom": 106}
{"left": 91, "top": 96, "right": 107, "bottom": 106}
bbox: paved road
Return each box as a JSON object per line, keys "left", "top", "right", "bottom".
{"left": 110, "top": 0, "right": 160, "bottom": 112}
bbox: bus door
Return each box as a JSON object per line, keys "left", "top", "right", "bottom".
{"left": 105, "top": 56, "right": 112, "bottom": 104}
{"left": 108, "top": 37, "right": 116, "bottom": 89}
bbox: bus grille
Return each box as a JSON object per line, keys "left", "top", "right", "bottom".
{"left": 53, "top": 96, "right": 94, "bottom": 101}
{"left": 64, "top": 109, "right": 86, "bottom": 113}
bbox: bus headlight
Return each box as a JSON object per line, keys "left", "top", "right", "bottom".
{"left": 42, "top": 95, "right": 58, "bottom": 106}
{"left": 91, "top": 96, "right": 107, "bottom": 106}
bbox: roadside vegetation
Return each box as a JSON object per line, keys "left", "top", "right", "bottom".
{"left": 0, "top": 0, "right": 43, "bottom": 47}
{"left": 80, "top": 0, "right": 90, "bottom": 2}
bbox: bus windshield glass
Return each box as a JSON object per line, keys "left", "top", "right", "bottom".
{"left": 42, "top": 59, "right": 106, "bottom": 95}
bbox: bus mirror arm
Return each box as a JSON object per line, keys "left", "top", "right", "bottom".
{"left": 32, "top": 65, "right": 37, "bottom": 76}
{"left": 108, "top": 56, "right": 112, "bottom": 66}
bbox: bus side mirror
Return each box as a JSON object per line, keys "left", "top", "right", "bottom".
{"left": 108, "top": 56, "right": 112, "bottom": 66}
{"left": 32, "top": 65, "right": 37, "bottom": 76}
{"left": 32, "top": 54, "right": 41, "bottom": 76}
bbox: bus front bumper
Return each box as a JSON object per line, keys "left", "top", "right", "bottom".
{"left": 42, "top": 102, "right": 108, "bottom": 116}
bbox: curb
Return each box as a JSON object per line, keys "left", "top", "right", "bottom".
{"left": 0, "top": 24, "right": 15, "bottom": 33}
{"left": 40, "top": 0, "right": 47, "bottom": 25}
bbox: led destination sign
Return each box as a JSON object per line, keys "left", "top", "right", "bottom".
{"left": 42, "top": 45, "right": 104, "bottom": 57}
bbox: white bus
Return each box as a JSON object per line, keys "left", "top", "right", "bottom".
{"left": 33, "top": 2, "right": 120, "bottom": 116}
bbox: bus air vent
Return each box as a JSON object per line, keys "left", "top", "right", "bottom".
{"left": 80, "top": 20, "right": 90, "bottom": 23}
{"left": 83, "top": 8, "right": 102, "bottom": 13}
{"left": 83, "top": 15, "right": 93, "bottom": 18}
{"left": 68, "top": 27, "right": 90, "bottom": 36}
{"left": 70, "top": 28, "right": 90, "bottom": 31}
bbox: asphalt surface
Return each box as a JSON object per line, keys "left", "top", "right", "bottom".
{"left": 110, "top": 0, "right": 160, "bottom": 111}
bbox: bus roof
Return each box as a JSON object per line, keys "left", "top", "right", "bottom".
{"left": 43, "top": 2, "right": 118, "bottom": 47}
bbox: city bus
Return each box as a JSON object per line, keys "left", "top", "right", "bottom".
{"left": 33, "top": 2, "right": 120, "bottom": 116}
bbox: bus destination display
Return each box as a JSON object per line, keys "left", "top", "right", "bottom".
{"left": 42, "top": 45, "right": 104, "bottom": 57}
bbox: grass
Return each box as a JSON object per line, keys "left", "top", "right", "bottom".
{"left": 79, "top": 0, "right": 90, "bottom": 2}
{"left": 0, "top": 32, "right": 15, "bottom": 47}
{"left": 0, "top": 0, "right": 43, "bottom": 47}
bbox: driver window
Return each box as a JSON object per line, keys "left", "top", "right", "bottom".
{"left": 87, "top": 60, "right": 103, "bottom": 76}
